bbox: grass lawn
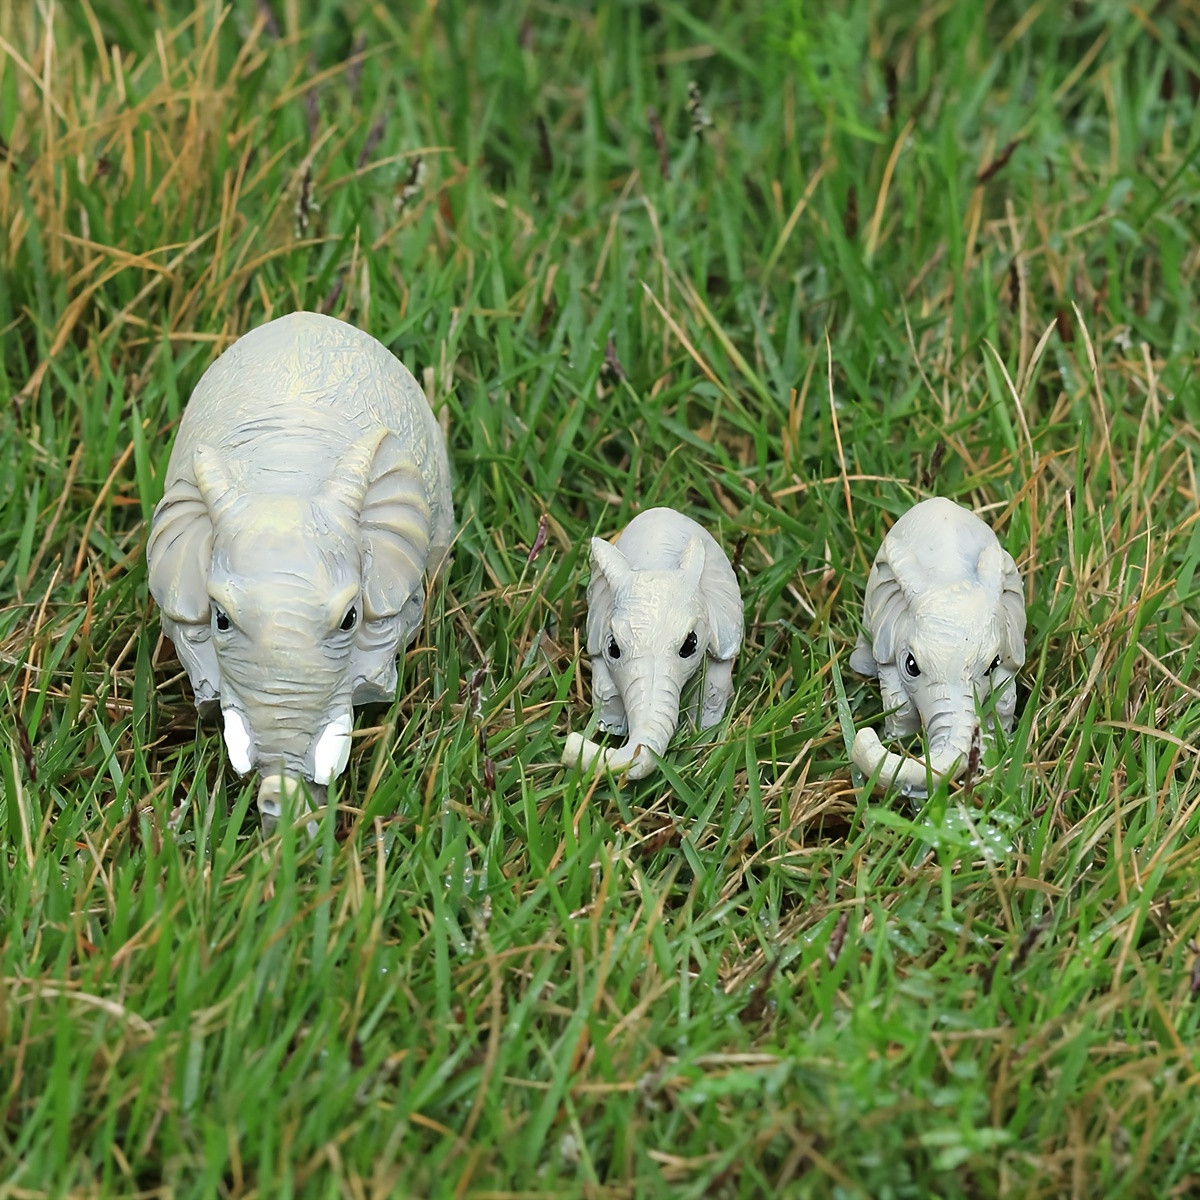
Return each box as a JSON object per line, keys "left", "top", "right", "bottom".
{"left": 3, "top": 0, "right": 1200, "bottom": 1195}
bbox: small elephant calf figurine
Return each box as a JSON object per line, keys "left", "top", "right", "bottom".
{"left": 849, "top": 496, "right": 1026, "bottom": 796}
{"left": 562, "top": 507, "right": 744, "bottom": 780}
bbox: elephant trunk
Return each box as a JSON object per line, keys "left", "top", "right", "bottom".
{"left": 852, "top": 695, "right": 978, "bottom": 797}
{"left": 562, "top": 670, "right": 682, "bottom": 780}
{"left": 257, "top": 774, "right": 324, "bottom": 841}
{"left": 221, "top": 661, "right": 353, "bottom": 838}
{"left": 223, "top": 664, "right": 352, "bottom": 772}
{"left": 609, "top": 669, "right": 681, "bottom": 778}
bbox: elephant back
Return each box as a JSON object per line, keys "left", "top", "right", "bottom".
{"left": 162, "top": 312, "right": 452, "bottom": 538}
{"left": 879, "top": 497, "right": 1001, "bottom": 592}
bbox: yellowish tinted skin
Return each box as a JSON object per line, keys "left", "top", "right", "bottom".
{"left": 147, "top": 311, "right": 455, "bottom": 831}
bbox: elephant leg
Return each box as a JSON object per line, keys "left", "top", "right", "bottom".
{"left": 591, "top": 658, "right": 627, "bottom": 735}
{"left": 167, "top": 618, "right": 223, "bottom": 706}
{"left": 351, "top": 614, "right": 402, "bottom": 703}
{"left": 878, "top": 665, "right": 920, "bottom": 738}
{"left": 990, "top": 672, "right": 1018, "bottom": 735}
{"left": 699, "top": 657, "right": 735, "bottom": 729}
{"left": 682, "top": 684, "right": 700, "bottom": 729}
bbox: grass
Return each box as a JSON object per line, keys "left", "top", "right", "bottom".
{"left": 3, "top": 0, "right": 1200, "bottom": 1195}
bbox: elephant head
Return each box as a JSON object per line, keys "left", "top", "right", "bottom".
{"left": 561, "top": 508, "right": 744, "bottom": 781}
{"left": 848, "top": 497, "right": 1026, "bottom": 796}
{"left": 146, "top": 429, "right": 436, "bottom": 830}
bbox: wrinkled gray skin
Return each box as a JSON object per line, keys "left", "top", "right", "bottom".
{"left": 849, "top": 496, "right": 1026, "bottom": 797}
{"left": 561, "top": 508, "right": 744, "bottom": 780}
{"left": 147, "top": 312, "right": 454, "bottom": 834}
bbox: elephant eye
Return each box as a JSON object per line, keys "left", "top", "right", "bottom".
{"left": 904, "top": 652, "right": 921, "bottom": 677}
{"left": 606, "top": 635, "right": 621, "bottom": 660}
{"left": 340, "top": 605, "right": 358, "bottom": 632}
{"left": 679, "top": 631, "right": 698, "bottom": 658}
{"left": 988, "top": 655, "right": 1001, "bottom": 673}
{"left": 214, "top": 607, "right": 231, "bottom": 633}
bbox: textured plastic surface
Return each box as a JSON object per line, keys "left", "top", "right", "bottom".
{"left": 147, "top": 311, "right": 454, "bottom": 822}
{"left": 848, "top": 497, "right": 1026, "bottom": 796}
{"left": 562, "top": 507, "right": 743, "bottom": 780}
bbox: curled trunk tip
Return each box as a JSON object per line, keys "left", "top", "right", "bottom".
{"left": 851, "top": 726, "right": 968, "bottom": 797}
{"left": 561, "top": 732, "right": 655, "bottom": 779}
{"left": 257, "top": 773, "right": 323, "bottom": 841}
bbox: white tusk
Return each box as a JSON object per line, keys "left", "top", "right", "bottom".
{"left": 222, "top": 709, "right": 254, "bottom": 775}
{"left": 312, "top": 713, "right": 353, "bottom": 784}
{"left": 562, "top": 733, "right": 615, "bottom": 771}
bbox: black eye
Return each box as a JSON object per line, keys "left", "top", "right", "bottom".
{"left": 679, "top": 631, "right": 698, "bottom": 658}
{"left": 904, "top": 652, "right": 920, "bottom": 677}
{"left": 606, "top": 635, "right": 621, "bottom": 660}
{"left": 214, "top": 608, "right": 231, "bottom": 632}
{"left": 340, "top": 605, "right": 358, "bottom": 632}
{"left": 989, "top": 655, "right": 1001, "bottom": 673}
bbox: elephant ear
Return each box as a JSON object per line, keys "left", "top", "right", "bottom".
{"left": 696, "top": 542, "right": 744, "bottom": 662}
{"left": 146, "top": 443, "right": 237, "bottom": 624}
{"left": 849, "top": 554, "right": 912, "bottom": 675}
{"left": 585, "top": 536, "right": 630, "bottom": 655}
{"left": 324, "top": 431, "right": 435, "bottom": 622}
{"left": 976, "top": 540, "right": 1027, "bottom": 669}
{"left": 161, "top": 615, "right": 223, "bottom": 708}
{"left": 590, "top": 536, "right": 633, "bottom": 592}
{"left": 998, "top": 547, "right": 1027, "bottom": 668}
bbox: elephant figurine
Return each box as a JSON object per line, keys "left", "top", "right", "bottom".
{"left": 146, "top": 311, "right": 455, "bottom": 834}
{"left": 848, "top": 496, "right": 1026, "bottom": 797}
{"left": 561, "top": 507, "right": 744, "bottom": 780}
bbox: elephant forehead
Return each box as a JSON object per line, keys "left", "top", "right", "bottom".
{"left": 913, "top": 579, "right": 993, "bottom": 620}
{"left": 215, "top": 500, "right": 359, "bottom": 578}
{"left": 912, "top": 589, "right": 1000, "bottom": 665}
{"left": 232, "top": 587, "right": 349, "bottom": 629}
{"left": 614, "top": 577, "right": 700, "bottom": 633}
{"left": 210, "top": 533, "right": 359, "bottom": 634}
{"left": 622, "top": 571, "right": 700, "bottom": 608}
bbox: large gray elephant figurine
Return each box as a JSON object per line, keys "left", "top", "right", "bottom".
{"left": 849, "top": 496, "right": 1026, "bottom": 797}
{"left": 561, "top": 507, "right": 744, "bottom": 780}
{"left": 146, "top": 311, "right": 455, "bottom": 834}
